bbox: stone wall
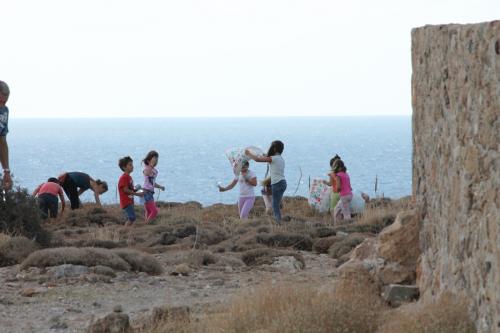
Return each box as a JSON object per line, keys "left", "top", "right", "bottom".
{"left": 412, "top": 21, "right": 500, "bottom": 332}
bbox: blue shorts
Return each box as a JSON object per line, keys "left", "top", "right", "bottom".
{"left": 143, "top": 191, "right": 154, "bottom": 203}
{"left": 122, "top": 204, "right": 136, "bottom": 223}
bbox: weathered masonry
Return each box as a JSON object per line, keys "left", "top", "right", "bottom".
{"left": 412, "top": 21, "right": 500, "bottom": 332}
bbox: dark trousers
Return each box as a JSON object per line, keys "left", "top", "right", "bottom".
{"left": 38, "top": 193, "right": 59, "bottom": 219}
{"left": 61, "top": 176, "right": 81, "bottom": 210}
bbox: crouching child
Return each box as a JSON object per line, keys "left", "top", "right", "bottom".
{"left": 32, "top": 177, "right": 66, "bottom": 220}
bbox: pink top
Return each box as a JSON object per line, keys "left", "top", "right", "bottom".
{"left": 143, "top": 165, "right": 158, "bottom": 192}
{"left": 34, "top": 182, "right": 64, "bottom": 197}
{"left": 336, "top": 172, "right": 352, "bottom": 197}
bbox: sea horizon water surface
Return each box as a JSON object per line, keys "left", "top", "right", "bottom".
{"left": 9, "top": 116, "right": 412, "bottom": 206}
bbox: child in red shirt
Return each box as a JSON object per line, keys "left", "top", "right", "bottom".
{"left": 118, "top": 156, "right": 144, "bottom": 226}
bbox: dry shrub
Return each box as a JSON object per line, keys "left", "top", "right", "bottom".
{"left": 89, "top": 226, "right": 122, "bottom": 242}
{"left": 313, "top": 226, "right": 337, "bottom": 238}
{"left": 312, "top": 236, "right": 344, "bottom": 254}
{"left": 256, "top": 232, "right": 313, "bottom": 251}
{"left": 241, "top": 248, "right": 305, "bottom": 267}
{"left": 187, "top": 250, "right": 218, "bottom": 266}
{"left": 195, "top": 228, "right": 227, "bottom": 247}
{"left": 0, "top": 236, "right": 40, "bottom": 267}
{"left": 65, "top": 207, "right": 121, "bottom": 227}
{"left": 378, "top": 293, "right": 475, "bottom": 333}
{"left": 20, "top": 247, "right": 131, "bottom": 271}
{"left": 174, "top": 225, "right": 197, "bottom": 238}
{"left": 0, "top": 185, "right": 51, "bottom": 246}
{"left": 328, "top": 234, "right": 366, "bottom": 259}
{"left": 113, "top": 249, "right": 164, "bottom": 275}
{"left": 198, "top": 283, "right": 379, "bottom": 333}
{"left": 73, "top": 239, "right": 125, "bottom": 249}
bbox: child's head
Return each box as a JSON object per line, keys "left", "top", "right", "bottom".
{"left": 241, "top": 160, "right": 250, "bottom": 173}
{"left": 119, "top": 156, "right": 134, "bottom": 173}
{"left": 261, "top": 177, "right": 271, "bottom": 187}
{"left": 0, "top": 81, "right": 10, "bottom": 105}
{"left": 143, "top": 150, "right": 159, "bottom": 167}
{"left": 47, "top": 177, "right": 60, "bottom": 184}
{"left": 95, "top": 180, "right": 108, "bottom": 194}
{"left": 332, "top": 159, "right": 347, "bottom": 173}
{"left": 267, "top": 140, "right": 284, "bottom": 157}
{"left": 330, "top": 154, "right": 341, "bottom": 168}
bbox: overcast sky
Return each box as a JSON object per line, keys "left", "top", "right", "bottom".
{"left": 2, "top": 0, "right": 498, "bottom": 118}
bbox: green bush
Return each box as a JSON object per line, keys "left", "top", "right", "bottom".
{"left": 0, "top": 185, "right": 50, "bottom": 246}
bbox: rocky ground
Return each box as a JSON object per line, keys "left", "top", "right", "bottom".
{"left": 1, "top": 195, "right": 471, "bottom": 333}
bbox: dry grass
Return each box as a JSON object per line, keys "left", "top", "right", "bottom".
{"left": 240, "top": 248, "right": 305, "bottom": 267}
{"left": 113, "top": 249, "right": 164, "bottom": 275}
{"left": 186, "top": 250, "right": 218, "bottom": 266}
{"left": 328, "top": 234, "right": 367, "bottom": 259}
{"left": 378, "top": 292, "right": 476, "bottom": 333}
{"left": 312, "top": 235, "right": 344, "bottom": 254}
{"left": 143, "top": 283, "right": 382, "bottom": 333}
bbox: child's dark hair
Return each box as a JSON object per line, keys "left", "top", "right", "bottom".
{"left": 143, "top": 150, "right": 159, "bottom": 166}
{"left": 267, "top": 140, "right": 284, "bottom": 157}
{"left": 119, "top": 156, "right": 133, "bottom": 171}
{"left": 47, "top": 177, "right": 59, "bottom": 184}
{"left": 332, "top": 159, "right": 347, "bottom": 173}
{"left": 96, "top": 180, "right": 108, "bottom": 192}
{"left": 330, "top": 154, "right": 341, "bottom": 167}
{"left": 242, "top": 160, "right": 250, "bottom": 168}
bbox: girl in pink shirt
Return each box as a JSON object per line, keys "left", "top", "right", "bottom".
{"left": 332, "top": 160, "right": 353, "bottom": 223}
{"left": 142, "top": 150, "right": 165, "bottom": 224}
{"left": 32, "top": 177, "right": 66, "bottom": 219}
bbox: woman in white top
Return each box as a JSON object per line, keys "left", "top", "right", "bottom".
{"left": 219, "top": 160, "right": 257, "bottom": 219}
{"left": 246, "top": 140, "right": 286, "bottom": 224}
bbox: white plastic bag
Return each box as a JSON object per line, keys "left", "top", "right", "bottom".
{"left": 308, "top": 179, "right": 332, "bottom": 213}
{"left": 225, "top": 146, "right": 264, "bottom": 176}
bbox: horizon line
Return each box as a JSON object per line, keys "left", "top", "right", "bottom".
{"left": 11, "top": 114, "right": 412, "bottom": 120}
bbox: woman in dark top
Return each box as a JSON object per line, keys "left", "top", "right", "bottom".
{"left": 58, "top": 172, "right": 108, "bottom": 209}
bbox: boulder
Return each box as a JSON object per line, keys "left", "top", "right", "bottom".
{"left": 47, "top": 264, "right": 89, "bottom": 279}
{"left": 87, "top": 312, "right": 133, "bottom": 333}
{"left": 382, "top": 284, "right": 419, "bottom": 307}
{"left": 270, "top": 256, "right": 305, "bottom": 272}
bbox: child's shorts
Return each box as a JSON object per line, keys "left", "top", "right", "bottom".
{"left": 123, "top": 204, "right": 136, "bottom": 223}
{"left": 140, "top": 191, "right": 155, "bottom": 204}
{"left": 330, "top": 192, "right": 340, "bottom": 211}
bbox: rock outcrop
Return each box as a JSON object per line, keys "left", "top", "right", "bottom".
{"left": 412, "top": 21, "right": 500, "bottom": 332}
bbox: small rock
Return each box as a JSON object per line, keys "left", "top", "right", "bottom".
{"left": 92, "top": 302, "right": 102, "bottom": 308}
{"left": 20, "top": 287, "right": 45, "bottom": 297}
{"left": 47, "top": 264, "right": 89, "bottom": 279}
{"left": 91, "top": 266, "right": 116, "bottom": 278}
{"left": 270, "top": 256, "right": 305, "bottom": 272}
{"left": 212, "top": 279, "right": 225, "bottom": 287}
{"left": 49, "top": 315, "right": 68, "bottom": 330}
{"left": 87, "top": 312, "right": 132, "bottom": 333}
{"left": 382, "top": 284, "right": 419, "bottom": 307}
{"left": 113, "top": 305, "right": 123, "bottom": 313}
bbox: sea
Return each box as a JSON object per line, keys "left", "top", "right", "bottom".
{"left": 9, "top": 117, "right": 412, "bottom": 206}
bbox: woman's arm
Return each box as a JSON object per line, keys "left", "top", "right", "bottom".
{"left": 245, "top": 150, "right": 272, "bottom": 163}
{"left": 90, "top": 182, "right": 102, "bottom": 206}
{"left": 219, "top": 179, "right": 238, "bottom": 192}
{"left": 59, "top": 192, "right": 66, "bottom": 212}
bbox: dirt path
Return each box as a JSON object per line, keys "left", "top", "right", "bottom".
{"left": 0, "top": 251, "right": 336, "bottom": 333}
